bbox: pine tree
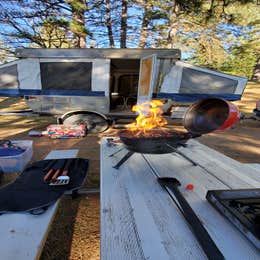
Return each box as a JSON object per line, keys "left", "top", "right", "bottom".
{"left": 0, "top": 0, "right": 90, "bottom": 48}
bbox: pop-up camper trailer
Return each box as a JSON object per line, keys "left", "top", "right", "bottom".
{"left": 0, "top": 48, "right": 247, "bottom": 131}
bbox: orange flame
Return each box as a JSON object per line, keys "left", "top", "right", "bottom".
{"left": 127, "top": 100, "right": 167, "bottom": 133}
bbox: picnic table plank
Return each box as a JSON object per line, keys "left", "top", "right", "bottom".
{"left": 245, "top": 163, "right": 260, "bottom": 173}
{"left": 176, "top": 140, "right": 260, "bottom": 188}
{"left": 143, "top": 153, "right": 260, "bottom": 259}
{"left": 101, "top": 138, "right": 260, "bottom": 260}
{"left": 101, "top": 144, "right": 206, "bottom": 260}
{"left": 101, "top": 151, "right": 147, "bottom": 260}
{"left": 182, "top": 140, "right": 260, "bottom": 184}
{"left": 0, "top": 149, "right": 78, "bottom": 260}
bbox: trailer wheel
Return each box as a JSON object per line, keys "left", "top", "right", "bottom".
{"left": 61, "top": 111, "right": 109, "bottom": 133}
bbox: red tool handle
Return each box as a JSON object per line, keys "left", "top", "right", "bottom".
{"left": 43, "top": 169, "right": 54, "bottom": 182}
{"left": 61, "top": 158, "right": 73, "bottom": 176}
{"left": 52, "top": 169, "right": 61, "bottom": 181}
{"left": 61, "top": 170, "right": 68, "bottom": 176}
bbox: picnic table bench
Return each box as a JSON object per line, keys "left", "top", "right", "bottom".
{"left": 101, "top": 138, "right": 260, "bottom": 259}
{"left": 0, "top": 149, "right": 79, "bottom": 260}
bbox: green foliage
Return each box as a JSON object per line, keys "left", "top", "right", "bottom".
{"left": 221, "top": 45, "right": 258, "bottom": 78}
{"left": 40, "top": 18, "right": 73, "bottom": 48}
{"left": 154, "top": 0, "right": 259, "bottom": 79}
{"left": 0, "top": 0, "right": 259, "bottom": 78}
{"left": 0, "top": 0, "right": 89, "bottom": 48}
{"left": 70, "top": 21, "right": 90, "bottom": 37}
{"left": 0, "top": 48, "right": 8, "bottom": 63}
{"left": 0, "top": 41, "right": 13, "bottom": 63}
{"left": 66, "top": 0, "right": 87, "bottom": 11}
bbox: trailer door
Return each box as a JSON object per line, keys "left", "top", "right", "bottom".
{"left": 137, "top": 54, "right": 157, "bottom": 104}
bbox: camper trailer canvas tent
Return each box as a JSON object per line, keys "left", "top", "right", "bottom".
{"left": 0, "top": 48, "right": 247, "bottom": 126}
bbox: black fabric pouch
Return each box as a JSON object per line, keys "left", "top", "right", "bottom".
{"left": 0, "top": 158, "right": 89, "bottom": 214}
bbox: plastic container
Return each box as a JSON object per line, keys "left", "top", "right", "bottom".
{"left": 0, "top": 140, "right": 33, "bottom": 173}
{"left": 183, "top": 98, "right": 240, "bottom": 135}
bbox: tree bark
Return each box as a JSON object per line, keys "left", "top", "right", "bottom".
{"left": 252, "top": 57, "right": 260, "bottom": 82}
{"left": 139, "top": 0, "right": 150, "bottom": 48}
{"left": 120, "top": 0, "right": 127, "bottom": 48}
{"left": 71, "top": 0, "right": 87, "bottom": 48}
{"left": 105, "top": 0, "right": 115, "bottom": 48}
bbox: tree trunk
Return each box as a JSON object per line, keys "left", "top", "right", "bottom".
{"left": 252, "top": 57, "right": 260, "bottom": 82}
{"left": 105, "top": 0, "right": 115, "bottom": 48}
{"left": 120, "top": 0, "right": 127, "bottom": 48}
{"left": 71, "top": 0, "right": 87, "bottom": 48}
{"left": 139, "top": 0, "right": 150, "bottom": 48}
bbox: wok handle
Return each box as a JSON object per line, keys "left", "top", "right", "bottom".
{"left": 161, "top": 182, "right": 224, "bottom": 260}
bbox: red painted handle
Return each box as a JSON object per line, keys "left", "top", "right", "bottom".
{"left": 43, "top": 169, "right": 53, "bottom": 182}
{"left": 52, "top": 169, "right": 61, "bottom": 181}
{"left": 61, "top": 170, "right": 68, "bottom": 176}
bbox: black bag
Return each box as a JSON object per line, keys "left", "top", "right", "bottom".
{"left": 0, "top": 158, "right": 89, "bottom": 214}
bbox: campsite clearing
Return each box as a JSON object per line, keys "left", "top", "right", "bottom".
{"left": 0, "top": 82, "right": 259, "bottom": 259}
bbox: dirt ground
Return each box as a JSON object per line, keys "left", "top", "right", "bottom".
{"left": 0, "top": 82, "right": 259, "bottom": 259}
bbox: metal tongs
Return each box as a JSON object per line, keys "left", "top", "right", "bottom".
{"left": 43, "top": 159, "right": 72, "bottom": 186}
{"left": 158, "top": 177, "right": 224, "bottom": 260}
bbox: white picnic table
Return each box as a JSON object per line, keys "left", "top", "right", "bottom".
{"left": 100, "top": 138, "right": 260, "bottom": 260}
{"left": 0, "top": 149, "right": 78, "bottom": 260}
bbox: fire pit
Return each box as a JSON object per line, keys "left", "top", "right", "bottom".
{"left": 119, "top": 129, "right": 195, "bottom": 154}
{"left": 112, "top": 98, "right": 240, "bottom": 169}
{"left": 118, "top": 100, "right": 199, "bottom": 154}
{"left": 111, "top": 100, "right": 200, "bottom": 169}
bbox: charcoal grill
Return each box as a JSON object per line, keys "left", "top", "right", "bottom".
{"left": 119, "top": 129, "right": 195, "bottom": 154}
{"left": 110, "top": 97, "right": 240, "bottom": 169}
{"left": 111, "top": 128, "right": 200, "bottom": 169}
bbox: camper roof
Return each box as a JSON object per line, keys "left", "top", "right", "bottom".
{"left": 15, "top": 48, "right": 181, "bottom": 59}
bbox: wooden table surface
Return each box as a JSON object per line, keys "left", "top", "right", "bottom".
{"left": 101, "top": 138, "right": 260, "bottom": 260}
{"left": 0, "top": 149, "right": 79, "bottom": 260}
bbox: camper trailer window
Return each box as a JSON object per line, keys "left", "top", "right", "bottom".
{"left": 0, "top": 64, "right": 19, "bottom": 89}
{"left": 40, "top": 62, "right": 92, "bottom": 91}
{"left": 179, "top": 67, "right": 237, "bottom": 94}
